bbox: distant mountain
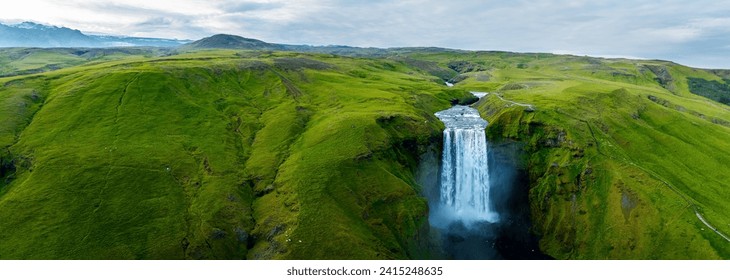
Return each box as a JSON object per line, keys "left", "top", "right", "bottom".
{"left": 0, "top": 21, "right": 190, "bottom": 48}
{"left": 89, "top": 35, "right": 191, "bottom": 48}
{"left": 182, "top": 34, "right": 279, "bottom": 50}
{"left": 0, "top": 22, "right": 95, "bottom": 47}
{"left": 182, "top": 34, "right": 397, "bottom": 57}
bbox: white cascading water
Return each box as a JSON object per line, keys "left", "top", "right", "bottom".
{"left": 432, "top": 105, "right": 498, "bottom": 226}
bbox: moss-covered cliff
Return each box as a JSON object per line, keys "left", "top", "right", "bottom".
{"left": 1, "top": 47, "right": 728, "bottom": 259}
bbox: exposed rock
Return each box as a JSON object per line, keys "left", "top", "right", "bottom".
{"left": 30, "top": 90, "right": 41, "bottom": 101}
{"left": 712, "top": 118, "right": 730, "bottom": 127}
{"left": 542, "top": 130, "right": 568, "bottom": 147}
{"left": 254, "top": 184, "right": 276, "bottom": 197}
{"left": 210, "top": 228, "right": 227, "bottom": 240}
{"left": 267, "top": 224, "right": 285, "bottom": 241}
{"left": 447, "top": 74, "right": 468, "bottom": 84}
{"left": 642, "top": 65, "right": 675, "bottom": 92}
{"left": 234, "top": 227, "right": 249, "bottom": 243}
{"left": 447, "top": 61, "right": 487, "bottom": 73}
{"left": 647, "top": 95, "right": 669, "bottom": 107}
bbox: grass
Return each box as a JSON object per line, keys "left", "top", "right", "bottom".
{"left": 0, "top": 47, "right": 728, "bottom": 259}
{"left": 0, "top": 47, "right": 173, "bottom": 77}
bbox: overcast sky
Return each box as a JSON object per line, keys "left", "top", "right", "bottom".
{"left": 2, "top": 0, "right": 730, "bottom": 68}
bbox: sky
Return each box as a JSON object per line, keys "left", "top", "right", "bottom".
{"left": 2, "top": 0, "right": 730, "bottom": 69}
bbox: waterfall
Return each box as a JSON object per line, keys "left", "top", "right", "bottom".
{"left": 432, "top": 105, "right": 498, "bottom": 226}
{"left": 422, "top": 96, "right": 545, "bottom": 259}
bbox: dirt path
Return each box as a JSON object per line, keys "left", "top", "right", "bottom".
{"left": 582, "top": 116, "right": 730, "bottom": 243}
{"left": 619, "top": 158, "right": 730, "bottom": 243}
{"left": 696, "top": 211, "right": 730, "bottom": 242}
{"left": 523, "top": 98, "right": 729, "bottom": 244}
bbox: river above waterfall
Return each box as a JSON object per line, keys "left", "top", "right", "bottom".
{"left": 434, "top": 105, "right": 487, "bottom": 129}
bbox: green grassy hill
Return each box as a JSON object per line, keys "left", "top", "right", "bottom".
{"left": 446, "top": 53, "right": 730, "bottom": 259}
{"left": 0, "top": 48, "right": 175, "bottom": 77}
{"left": 0, "top": 47, "right": 728, "bottom": 259}
{"left": 0, "top": 49, "right": 470, "bottom": 259}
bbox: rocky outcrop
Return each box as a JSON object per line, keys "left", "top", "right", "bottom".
{"left": 447, "top": 61, "right": 488, "bottom": 73}
{"left": 642, "top": 65, "right": 676, "bottom": 92}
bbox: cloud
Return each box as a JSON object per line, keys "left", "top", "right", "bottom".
{"left": 1, "top": 0, "right": 730, "bottom": 68}
{"left": 135, "top": 17, "right": 175, "bottom": 28}
{"left": 632, "top": 26, "right": 702, "bottom": 43}
{"left": 218, "top": 1, "right": 285, "bottom": 13}
{"left": 690, "top": 17, "right": 730, "bottom": 29}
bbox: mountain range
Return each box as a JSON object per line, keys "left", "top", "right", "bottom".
{"left": 0, "top": 21, "right": 190, "bottom": 47}
{"left": 0, "top": 21, "right": 451, "bottom": 56}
